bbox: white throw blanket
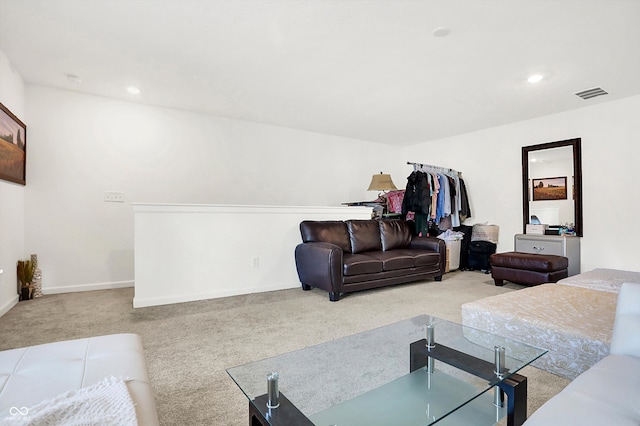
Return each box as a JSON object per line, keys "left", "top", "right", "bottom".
{"left": 1, "top": 377, "right": 137, "bottom": 426}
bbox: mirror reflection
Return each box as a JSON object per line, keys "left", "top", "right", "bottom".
{"left": 528, "top": 146, "right": 574, "bottom": 227}
{"left": 522, "top": 139, "right": 583, "bottom": 237}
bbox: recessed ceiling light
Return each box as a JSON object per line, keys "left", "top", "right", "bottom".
{"left": 528, "top": 74, "right": 544, "bottom": 83}
{"left": 127, "top": 86, "right": 141, "bottom": 95}
{"left": 432, "top": 27, "right": 450, "bottom": 37}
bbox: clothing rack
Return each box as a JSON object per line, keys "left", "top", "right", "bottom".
{"left": 406, "top": 161, "right": 460, "bottom": 176}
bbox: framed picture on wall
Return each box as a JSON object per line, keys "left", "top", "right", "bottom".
{"left": 0, "top": 102, "right": 26, "bottom": 185}
{"left": 532, "top": 176, "right": 567, "bottom": 201}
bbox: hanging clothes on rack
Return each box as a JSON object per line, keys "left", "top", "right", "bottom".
{"left": 401, "top": 170, "right": 431, "bottom": 236}
{"left": 401, "top": 170, "right": 430, "bottom": 215}
{"left": 429, "top": 172, "right": 440, "bottom": 221}
{"left": 403, "top": 162, "right": 472, "bottom": 233}
{"left": 459, "top": 177, "right": 472, "bottom": 222}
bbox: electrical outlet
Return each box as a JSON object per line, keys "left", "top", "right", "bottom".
{"left": 104, "top": 191, "right": 124, "bottom": 203}
{"left": 252, "top": 257, "right": 260, "bottom": 268}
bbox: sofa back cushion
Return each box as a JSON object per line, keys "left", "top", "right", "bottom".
{"left": 346, "top": 220, "right": 382, "bottom": 254}
{"left": 379, "top": 219, "right": 412, "bottom": 251}
{"left": 299, "top": 221, "right": 352, "bottom": 253}
{"left": 610, "top": 282, "right": 640, "bottom": 357}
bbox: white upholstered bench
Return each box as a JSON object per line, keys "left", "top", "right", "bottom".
{"left": 0, "top": 333, "right": 159, "bottom": 425}
{"left": 557, "top": 267, "right": 640, "bottom": 293}
{"left": 524, "top": 283, "right": 640, "bottom": 425}
{"left": 462, "top": 268, "right": 640, "bottom": 380}
{"left": 462, "top": 283, "right": 618, "bottom": 379}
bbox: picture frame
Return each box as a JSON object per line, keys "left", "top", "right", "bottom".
{"left": 0, "top": 102, "right": 26, "bottom": 185}
{"left": 532, "top": 176, "right": 567, "bottom": 201}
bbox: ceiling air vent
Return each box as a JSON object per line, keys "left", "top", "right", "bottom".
{"left": 575, "top": 87, "right": 608, "bottom": 100}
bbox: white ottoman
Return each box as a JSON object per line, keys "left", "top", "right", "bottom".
{"left": 0, "top": 333, "right": 159, "bottom": 425}
{"left": 462, "top": 284, "right": 618, "bottom": 379}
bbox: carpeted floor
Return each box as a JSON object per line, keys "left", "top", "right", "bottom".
{"left": 0, "top": 271, "right": 569, "bottom": 425}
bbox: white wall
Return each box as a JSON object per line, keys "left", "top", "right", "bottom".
{"left": 402, "top": 94, "right": 640, "bottom": 273}
{"left": 9, "top": 60, "right": 640, "bottom": 298}
{"left": 0, "top": 50, "right": 25, "bottom": 315}
{"left": 24, "top": 86, "right": 402, "bottom": 292}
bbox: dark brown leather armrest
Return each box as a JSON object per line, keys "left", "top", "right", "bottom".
{"left": 294, "top": 242, "right": 343, "bottom": 293}
{"left": 410, "top": 236, "right": 446, "bottom": 253}
{"left": 410, "top": 237, "right": 446, "bottom": 275}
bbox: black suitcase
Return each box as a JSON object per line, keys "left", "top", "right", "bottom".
{"left": 453, "top": 225, "right": 473, "bottom": 270}
{"left": 467, "top": 241, "right": 497, "bottom": 273}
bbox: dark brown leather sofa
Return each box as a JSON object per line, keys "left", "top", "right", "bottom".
{"left": 294, "top": 219, "right": 446, "bottom": 301}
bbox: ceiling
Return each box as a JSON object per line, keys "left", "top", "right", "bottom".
{"left": 1, "top": 0, "right": 639, "bottom": 146}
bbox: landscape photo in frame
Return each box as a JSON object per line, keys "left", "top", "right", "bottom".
{"left": 0, "top": 102, "right": 26, "bottom": 185}
{"left": 532, "top": 176, "right": 567, "bottom": 201}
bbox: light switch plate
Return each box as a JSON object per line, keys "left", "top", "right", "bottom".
{"left": 104, "top": 191, "right": 124, "bottom": 202}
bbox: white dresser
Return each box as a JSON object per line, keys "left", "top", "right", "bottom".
{"left": 514, "top": 234, "right": 581, "bottom": 276}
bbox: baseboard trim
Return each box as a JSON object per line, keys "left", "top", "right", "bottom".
{"left": 0, "top": 294, "right": 19, "bottom": 318}
{"left": 133, "top": 282, "right": 298, "bottom": 308}
{"left": 43, "top": 280, "right": 134, "bottom": 295}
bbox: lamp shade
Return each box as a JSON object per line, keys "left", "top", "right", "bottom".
{"left": 367, "top": 172, "right": 398, "bottom": 191}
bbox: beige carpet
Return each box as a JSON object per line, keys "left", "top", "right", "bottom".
{"left": 0, "top": 271, "right": 569, "bottom": 425}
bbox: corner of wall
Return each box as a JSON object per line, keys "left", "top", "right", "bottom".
{"left": 0, "top": 48, "right": 26, "bottom": 318}
{"left": 0, "top": 293, "right": 19, "bottom": 317}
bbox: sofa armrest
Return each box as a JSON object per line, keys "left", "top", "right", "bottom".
{"left": 409, "top": 236, "right": 446, "bottom": 253}
{"left": 410, "top": 237, "right": 446, "bottom": 277}
{"left": 294, "top": 242, "right": 343, "bottom": 293}
{"left": 610, "top": 282, "right": 640, "bottom": 357}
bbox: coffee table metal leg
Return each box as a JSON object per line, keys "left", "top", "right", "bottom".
{"left": 497, "top": 372, "right": 527, "bottom": 426}
{"left": 410, "top": 339, "right": 529, "bottom": 426}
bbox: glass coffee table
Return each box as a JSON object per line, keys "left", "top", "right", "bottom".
{"left": 227, "top": 315, "right": 547, "bottom": 426}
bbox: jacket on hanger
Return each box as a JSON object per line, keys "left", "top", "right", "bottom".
{"left": 402, "top": 171, "right": 431, "bottom": 216}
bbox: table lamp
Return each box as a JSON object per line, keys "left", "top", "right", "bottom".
{"left": 367, "top": 172, "right": 398, "bottom": 194}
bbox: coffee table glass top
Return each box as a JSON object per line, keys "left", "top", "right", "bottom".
{"left": 227, "top": 315, "right": 547, "bottom": 425}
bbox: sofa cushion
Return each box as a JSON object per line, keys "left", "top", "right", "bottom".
{"left": 610, "top": 282, "right": 640, "bottom": 356}
{"left": 369, "top": 251, "right": 415, "bottom": 271}
{"left": 343, "top": 253, "right": 383, "bottom": 275}
{"left": 379, "top": 219, "right": 412, "bottom": 251}
{"left": 524, "top": 354, "right": 640, "bottom": 425}
{"left": 346, "top": 220, "right": 382, "bottom": 254}
{"left": 300, "top": 220, "right": 352, "bottom": 253}
{"left": 342, "top": 266, "right": 438, "bottom": 284}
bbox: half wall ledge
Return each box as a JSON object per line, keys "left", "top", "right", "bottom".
{"left": 132, "top": 204, "right": 372, "bottom": 308}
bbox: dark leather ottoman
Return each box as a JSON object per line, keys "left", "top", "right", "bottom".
{"left": 490, "top": 251, "right": 568, "bottom": 286}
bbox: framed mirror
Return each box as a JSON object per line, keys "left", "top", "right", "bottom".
{"left": 522, "top": 138, "right": 583, "bottom": 236}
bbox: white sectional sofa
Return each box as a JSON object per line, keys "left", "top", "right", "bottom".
{"left": 524, "top": 282, "right": 640, "bottom": 425}
{"left": 0, "top": 333, "right": 159, "bottom": 425}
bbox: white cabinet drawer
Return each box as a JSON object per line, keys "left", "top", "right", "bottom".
{"left": 514, "top": 234, "right": 581, "bottom": 276}
{"left": 515, "top": 237, "right": 563, "bottom": 255}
